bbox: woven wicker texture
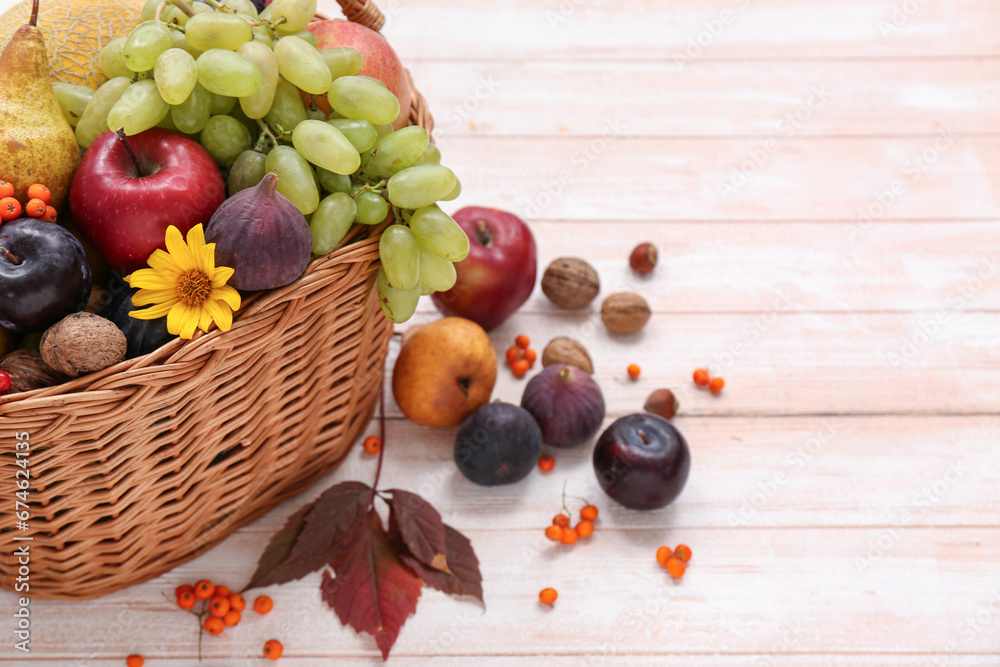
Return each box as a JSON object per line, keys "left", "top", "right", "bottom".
{"left": 0, "top": 0, "right": 430, "bottom": 600}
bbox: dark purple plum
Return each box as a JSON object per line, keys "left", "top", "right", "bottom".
{"left": 104, "top": 287, "right": 174, "bottom": 359}
{"left": 454, "top": 402, "right": 542, "bottom": 486}
{"left": 593, "top": 413, "right": 690, "bottom": 510}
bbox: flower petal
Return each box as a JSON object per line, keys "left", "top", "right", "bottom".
{"left": 204, "top": 298, "right": 233, "bottom": 332}
{"left": 165, "top": 303, "right": 185, "bottom": 335}
{"left": 165, "top": 225, "right": 197, "bottom": 272}
{"left": 212, "top": 285, "right": 241, "bottom": 311}
{"left": 199, "top": 241, "right": 217, "bottom": 277}
{"left": 129, "top": 301, "right": 175, "bottom": 320}
{"left": 198, "top": 309, "right": 213, "bottom": 333}
{"left": 128, "top": 267, "right": 174, "bottom": 290}
{"left": 211, "top": 265, "right": 235, "bottom": 287}
{"left": 132, "top": 289, "right": 179, "bottom": 306}
{"left": 147, "top": 249, "right": 182, "bottom": 274}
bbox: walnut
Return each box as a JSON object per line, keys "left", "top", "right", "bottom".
{"left": 0, "top": 350, "right": 67, "bottom": 394}
{"left": 541, "top": 337, "right": 594, "bottom": 374}
{"left": 40, "top": 313, "right": 127, "bottom": 378}
{"left": 601, "top": 292, "right": 651, "bottom": 334}
{"left": 541, "top": 257, "right": 600, "bottom": 309}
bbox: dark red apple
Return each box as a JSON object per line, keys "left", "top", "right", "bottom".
{"left": 70, "top": 128, "right": 225, "bottom": 275}
{"left": 431, "top": 207, "right": 536, "bottom": 332}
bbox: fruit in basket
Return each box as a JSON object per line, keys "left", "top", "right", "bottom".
{"left": 0, "top": 0, "right": 82, "bottom": 209}
{"left": 0, "top": 0, "right": 141, "bottom": 88}
{"left": 0, "top": 217, "right": 92, "bottom": 334}
{"left": 454, "top": 402, "right": 542, "bottom": 486}
{"left": 205, "top": 173, "right": 312, "bottom": 291}
{"left": 103, "top": 287, "right": 174, "bottom": 359}
{"left": 70, "top": 127, "right": 225, "bottom": 275}
{"left": 593, "top": 413, "right": 691, "bottom": 510}
{"left": 521, "top": 364, "right": 605, "bottom": 448}
{"left": 306, "top": 19, "right": 411, "bottom": 128}
{"left": 0, "top": 348, "right": 67, "bottom": 393}
{"left": 431, "top": 207, "right": 537, "bottom": 331}
{"left": 40, "top": 312, "right": 127, "bottom": 378}
{"left": 392, "top": 317, "right": 497, "bottom": 428}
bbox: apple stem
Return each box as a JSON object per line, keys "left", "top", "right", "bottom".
{"left": 0, "top": 247, "right": 21, "bottom": 266}
{"left": 29, "top": 0, "right": 38, "bottom": 26}
{"left": 474, "top": 220, "right": 493, "bottom": 248}
{"left": 115, "top": 128, "right": 146, "bottom": 177}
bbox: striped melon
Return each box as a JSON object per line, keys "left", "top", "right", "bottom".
{"left": 0, "top": 0, "right": 142, "bottom": 89}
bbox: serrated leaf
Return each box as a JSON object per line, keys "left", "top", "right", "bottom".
{"left": 321, "top": 509, "right": 422, "bottom": 660}
{"left": 387, "top": 489, "right": 449, "bottom": 571}
{"left": 399, "top": 524, "right": 484, "bottom": 604}
{"left": 246, "top": 503, "right": 313, "bottom": 591}
{"left": 247, "top": 481, "right": 373, "bottom": 589}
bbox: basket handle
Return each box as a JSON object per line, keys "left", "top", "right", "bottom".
{"left": 334, "top": 0, "right": 386, "bottom": 32}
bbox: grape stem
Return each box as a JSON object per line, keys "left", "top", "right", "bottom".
{"left": 255, "top": 119, "right": 282, "bottom": 151}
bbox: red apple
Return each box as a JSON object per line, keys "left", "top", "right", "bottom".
{"left": 431, "top": 207, "right": 537, "bottom": 331}
{"left": 306, "top": 19, "right": 412, "bottom": 129}
{"left": 70, "top": 128, "right": 225, "bottom": 275}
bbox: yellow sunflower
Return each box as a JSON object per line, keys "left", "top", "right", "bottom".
{"left": 127, "top": 224, "right": 241, "bottom": 340}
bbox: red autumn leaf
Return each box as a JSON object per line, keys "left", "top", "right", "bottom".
{"left": 387, "top": 489, "right": 448, "bottom": 571}
{"left": 247, "top": 481, "right": 373, "bottom": 589}
{"left": 399, "top": 524, "right": 484, "bottom": 604}
{"left": 321, "top": 509, "right": 422, "bottom": 660}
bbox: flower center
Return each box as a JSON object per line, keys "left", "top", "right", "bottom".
{"left": 178, "top": 270, "right": 212, "bottom": 308}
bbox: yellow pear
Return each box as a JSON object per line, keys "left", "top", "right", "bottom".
{"left": 0, "top": 0, "right": 81, "bottom": 209}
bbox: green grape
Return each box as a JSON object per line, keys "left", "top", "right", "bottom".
{"left": 157, "top": 110, "right": 180, "bottom": 131}
{"left": 419, "top": 282, "right": 435, "bottom": 296}
{"left": 169, "top": 29, "right": 201, "bottom": 58}
{"left": 264, "top": 76, "right": 307, "bottom": 133}
{"left": 310, "top": 192, "right": 356, "bottom": 255}
{"left": 374, "top": 123, "right": 393, "bottom": 138}
{"left": 269, "top": 0, "right": 316, "bottom": 32}
{"left": 306, "top": 107, "right": 327, "bottom": 121}
{"left": 379, "top": 224, "right": 420, "bottom": 291}
{"left": 327, "top": 75, "right": 399, "bottom": 125}
{"left": 222, "top": 0, "right": 258, "bottom": 18}
{"left": 387, "top": 164, "right": 457, "bottom": 210}
{"left": 376, "top": 268, "right": 419, "bottom": 323}
{"left": 123, "top": 21, "right": 173, "bottom": 73}
{"left": 228, "top": 150, "right": 267, "bottom": 196}
{"left": 319, "top": 47, "right": 362, "bottom": 80}
{"left": 201, "top": 115, "right": 252, "bottom": 167}
{"left": 327, "top": 118, "right": 376, "bottom": 153}
{"left": 77, "top": 78, "right": 136, "bottom": 147}
{"left": 278, "top": 29, "right": 316, "bottom": 48}
{"left": 171, "top": 82, "right": 212, "bottom": 133}
{"left": 353, "top": 189, "right": 388, "bottom": 225}
{"left": 291, "top": 119, "right": 359, "bottom": 175}
{"left": 196, "top": 49, "right": 261, "bottom": 97}
{"left": 251, "top": 24, "right": 274, "bottom": 48}
{"left": 413, "top": 142, "right": 441, "bottom": 165}
{"left": 317, "top": 168, "right": 350, "bottom": 194}
{"left": 107, "top": 79, "right": 169, "bottom": 135}
{"left": 258, "top": 4, "right": 272, "bottom": 19}
{"left": 265, "top": 145, "right": 320, "bottom": 214}
{"left": 408, "top": 206, "right": 470, "bottom": 261}
{"left": 153, "top": 48, "right": 197, "bottom": 105}
{"left": 210, "top": 93, "right": 237, "bottom": 115}
{"left": 191, "top": 1, "right": 213, "bottom": 14}
{"left": 52, "top": 82, "right": 94, "bottom": 127}
{"left": 273, "top": 36, "right": 332, "bottom": 95}
{"left": 99, "top": 37, "right": 131, "bottom": 79}
{"left": 227, "top": 103, "right": 261, "bottom": 140}
{"left": 418, "top": 249, "right": 457, "bottom": 292}
{"left": 237, "top": 40, "right": 278, "bottom": 119}
{"left": 185, "top": 11, "right": 252, "bottom": 52}
{"left": 361, "top": 126, "right": 428, "bottom": 178}
{"left": 441, "top": 177, "right": 461, "bottom": 201}
{"left": 141, "top": 0, "right": 188, "bottom": 24}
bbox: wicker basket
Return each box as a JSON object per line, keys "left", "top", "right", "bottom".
{"left": 0, "top": 0, "right": 431, "bottom": 601}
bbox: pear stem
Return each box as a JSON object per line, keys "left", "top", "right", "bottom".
{"left": 115, "top": 128, "right": 146, "bottom": 177}
{"left": 29, "top": 0, "right": 39, "bottom": 26}
{"left": 0, "top": 247, "right": 22, "bottom": 266}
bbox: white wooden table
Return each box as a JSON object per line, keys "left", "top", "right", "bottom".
{"left": 3, "top": 0, "right": 1000, "bottom": 664}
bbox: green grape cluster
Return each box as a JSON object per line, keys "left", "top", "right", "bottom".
{"left": 59, "top": 0, "right": 466, "bottom": 324}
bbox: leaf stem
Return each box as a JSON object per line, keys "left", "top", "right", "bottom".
{"left": 371, "top": 378, "right": 387, "bottom": 494}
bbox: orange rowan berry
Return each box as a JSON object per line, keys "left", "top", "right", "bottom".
{"left": 693, "top": 369, "right": 710, "bottom": 387}
{"left": 559, "top": 528, "right": 578, "bottom": 545}
{"left": 576, "top": 520, "right": 594, "bottom": 538}
{"left": 27, "top": 184, "right": 50, "bottom": 204}
{"left": 674, "top": 544, "right": 692, "bottom": 563}
{"left": 126, "top": 655, "right": 144, "bottom": 667}
{"left": 254, "top": 595, "right": 273, "bottom": 614}
{"left": 627, "top": 364, "right": 641, "bottom": 380}
{"left": 263, "top": 639, "right": 283, "bottom": 660}
{"left": 223, "top": 610, "right": 241, "bottom": 627}
{"left": 25, "top": 198, "right": 46, "bottom": 218}
{"left": 538, "top": 455, "right": 555, "bottom": 473}
{"left": 515, "top": 334, "right": 530, "bottom": 349}
{"left": 580, "top": 505, "right": 599, "bottom": 521}
{"left": 204, "top": 616, "right": 225, "bottom": 635}
{"left": 545, "top": 525, "right": 563, "bottom": 541}
{"left": 505, "top": 345, "right": 521, "bottom": 365}
{"left": 175, "top": 584, "right": 194, "bottom": 599}
{"left": 655, "top": 546, "right": 672, "bottom": 565}
{"left": 666, "top": 557, "right": 686, "bottom": 578}
{"left": 229, "top": 592, "right": 246, "bottom": 612}
{"left": 538, "top": 588, "right": 558, "bottom": 605}
{"left": 0, "top": 197, "right": 21, "bottom": 222}
{"left": 511, "top": 358, "right": 530, "bottom": 378}
{"left": 194, "top": 580, "right": 215, "bottom": 599}
{"left": 709, "top": 377, "right": 725, "bottom": 394}
{"left": 0, "top": 181, "right": 12, "bottom": 199}
{"left": 41, "top": 206, "right": 57, "bottom": 223}
{"left": 176, "top": 590, "right": 197, "bottom": 610}
{"left": 524, "top": 348, "right": 537, "bottom": 365}
{"left": 212, "top": 585, "right": 231, "bottom": 599}
{"left": 209, "top": 596, "right": 231, "bottom": 617}
{"left": 552, "top": 514, "right": 570, "bottom": 528}
{"left": 363, "top": 435, "right": 382, "bottom": 455}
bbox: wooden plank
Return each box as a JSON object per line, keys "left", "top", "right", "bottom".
{"left": 17, "top": 658, "right": 998, "bottom": 666}
{"left": 434, "top": 136, "right": 1000, "bottom": 222}
{"left": 377, "top": 0, "right": 1000, "bottom": 60}
{"left": 411, "top": 59, "right": 1000, "bottom": 138}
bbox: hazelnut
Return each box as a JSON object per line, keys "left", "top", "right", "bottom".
{"left": 541, "top": 337, "right": 594, "bottom": 374}
{"left": 40, "top": 312, "right": 127, "bottom": 378}
{"left": 629, "top": 242, "right": 658, "bottom": 274}
{"left": 644, "top": 389, "right": 679, "bottom": 420}
{"left": 0, "top": 349, "right": 67, "bottom": 394}
{"left": 541, "top": 257, "right": 600, "bottom": 309}
{"left": 601, "top": 292, "right": 651, "bottom": 334}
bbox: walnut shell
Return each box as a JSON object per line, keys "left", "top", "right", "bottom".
{"left": 0, "top": 349, "right": 67, "bottom": 394}
{"left": 40, "top": 312, "right": 127, "bottom": 378}
{"left": 541, "top": 337, "right": 594, "bottom": 374}
{"left": 541, "top": 257, "right": 600, "bottom": 309}
{"left": 601, "top": 292, "right": 651, "bottom": 334}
